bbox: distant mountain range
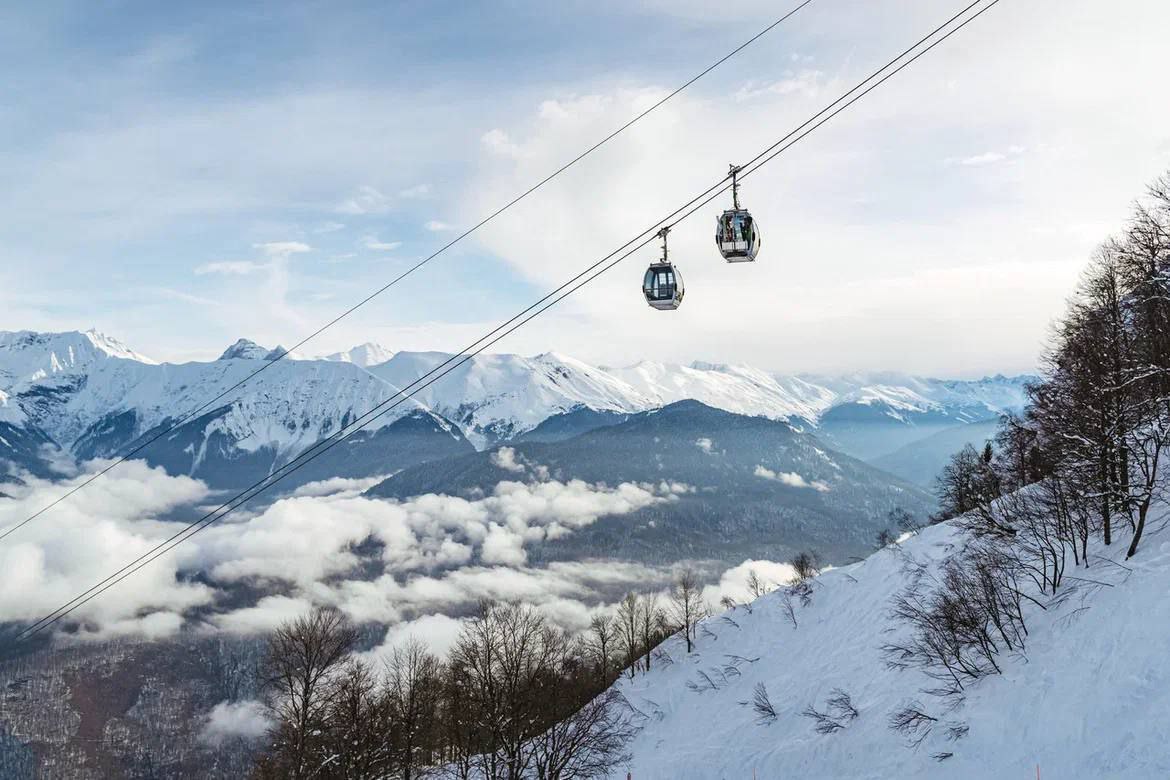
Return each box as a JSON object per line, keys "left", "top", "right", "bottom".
{"left": 369, "top": 400, "right": 937, "bottom": 564}
{"left": 0, "top": 329, "right": 1032, "bottom": 496}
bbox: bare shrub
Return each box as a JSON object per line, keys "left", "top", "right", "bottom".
{"left": 749, "top": 683, "right": 777, "bottom": 724}
{"left": 888, "top": 701, "right": 938, "bottom": 747}
{"left": 826, "top": 688, "right": 859, "bottom": 722}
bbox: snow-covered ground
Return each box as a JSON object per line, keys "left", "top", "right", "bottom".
{"left": 610, "top": 517, "right": 1170, "bottom": 779}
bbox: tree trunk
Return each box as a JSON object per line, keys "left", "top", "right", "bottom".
{"left": 1126, "top": 500, "right": 1151, "bottom": 559}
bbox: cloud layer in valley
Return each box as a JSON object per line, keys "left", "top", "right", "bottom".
{"left": 0, "top": 458, "right": 769, "bottom": 650}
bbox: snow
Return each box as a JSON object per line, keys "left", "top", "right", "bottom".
{"left": 366, "top": 351, "right": 657, "bottom": 448}
{"left": 218, "top": 339, "right": 273, "bottom": 361}
{"left": 0, "top": 389, "right": 23, "bottom": 425}
{"left": 807, "top": 371, "right": 1032, "bottom": 421}
{"left": 0, "top": 330, "right": 1032, "bottom": 457}
{"left": 609, "top": 361, "right": 836, "bottom": 422}
{"left": 608, "top": 517, "right": 1170, "bottom": 779}
{"left": 0, "top": 329, "right": 154, "bottom": 392}
{"left": 319, "top": 342, "right": 396, "bottom": 367}
{"left": 0, "top": 331, "right": 438, "bottom": 457}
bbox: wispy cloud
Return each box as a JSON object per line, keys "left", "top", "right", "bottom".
{"left": 947, "top": 145, "right": 1026, "bottom": 167}
{"left": 424, "top": 220, "right": 454, "bottom": 232}
{"left": 754, "top": 465, "right": 830, "bottom": 492}
{"left": 734, "top": 70, "right": 825, "bottom": 102}
{"left": 336, "top": 185, "right": 392, "bottom": 215}
{"left": 362, "top": 235, "right": 402, "bottom": 251}
{"left": 255, "top": 241, "right": 311, "bottom": 257}
{"left": 399, "top": 183, "right": 431, "bottom": 199}
{"left": 194, "top": 260, "right": 264, "bottom": 276}
{"left": 481, "top": 128, "right": 523, "bottom": 158}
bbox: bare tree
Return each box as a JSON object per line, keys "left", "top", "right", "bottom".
{"left": 745, "top": 568, "right": 771, "bottom": 599}
{"left": 530, "top": 689, "right": 636, "bottom": 780}
{"left": 669, "top": 568, "right": 706, "bottom": 654}
{"left": 639, "top": 594, "right": 664, "bottom": 673}
{"left": 321, "top": 660, "right": 397, "bottom": 778}
{"left": 386, "top": 638, "right": 442, "bottom": 778}
{"left": 789, "top": 550, "right": 821, "bottom": 584}
{"left": 585, "top": 614, "right": 616, "bottom": 688}
{"left": 256, "top": 607, "right": 358, "bottom": 779}
{"left": 615, "top": 593, "right": 641, "bottom": 679}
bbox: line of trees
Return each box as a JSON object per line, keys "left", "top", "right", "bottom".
{"left": 886, "top": 170, "right": 1170, "bottom": 702}
{"left": 252, "top": 603, "right": 638, "bottom": 780}
{"left": 938, "top": 171, "right": 1170, "bottom": 561}
{"left": 252, "top": 567, "right": 718, "bottom": 779}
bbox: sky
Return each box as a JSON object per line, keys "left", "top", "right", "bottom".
{"left": 2, "top": 0, "right": 1169, "bottom": 377}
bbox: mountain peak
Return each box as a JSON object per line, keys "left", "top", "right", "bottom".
{"left": 79, "top": 328, "right": 156, "bottom": 364}
{"left": 219, "top": 338, "right": 271, "bottom": 360}
{"left": 321, "top": 342, "right": 395, "bottom": 367}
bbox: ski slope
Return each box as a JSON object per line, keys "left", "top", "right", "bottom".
{"left": 610, "top": 518, "right": 1170, "bottom": 779}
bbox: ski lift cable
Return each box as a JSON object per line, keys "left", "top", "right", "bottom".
{"left": 0, "top": 0, "right": 817, "bottom": 546}
{"left": 14, "top": 0, "right": 1003, "bottom": 642}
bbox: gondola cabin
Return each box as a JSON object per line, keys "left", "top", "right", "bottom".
{"left": 643, "top": 262, "right": 684, "bottom": 310}
{"left": 716, "top": 209, "right": 760, "bottom": 262}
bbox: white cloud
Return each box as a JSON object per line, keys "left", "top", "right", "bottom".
{"left": 701, "top": 558, "right": 798, "bottom": 607}
{"left": 198, "top": 700, "right": 272, "bottom": 746}
{"left": 336, "top": 185, "right": 393, "bottom": 215}
{"left": 362, "top": 235, "right": 402, "bottom": 251}
{"left": 361, "top": 613, "right": 467, "bottom": 664}
{"left": 0, "top": 461, "right": 214, "bottom": 635}
{"left": 210, "top": 595, "right": 316, "bottom": 635}
{"left": 399, "top": 183, "right": 431, "bottom": 199}
{"left": 481, "top": 128, "right": 523, "bottom": 158}
{"left": 948, "top": 146, "right": 1026, "bottom": 167}
{"left": 0, "top": 460, "right": 691, "bottom": 640}
{"left": 254, "top": 241, "right": 311, "bottom": 257}
{"left": 290, "top": 474, "right": 391, "bottom": 498}
{"left": 491, "top": 446, "right": 526, "bottom": 473}
{"left": 694, "top": 437, "right": 714, "bottom": 454}
{"left": 754, "top": 465, "right": 830, "bottom": 492}
{"left": 424, "top": 220, "right": 454, "bottom": 232}
{"left": 733, "top": 70, "right": 826, "bottom": 102}
{"left": 194, "top": 261, "right": 264, "bottom": 276}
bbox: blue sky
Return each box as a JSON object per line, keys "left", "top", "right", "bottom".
{"left": 3, "top": 0, "right": 1169, "bottom": 375}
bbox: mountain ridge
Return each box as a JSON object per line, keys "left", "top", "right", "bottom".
{"left": 0, "top": 329, "right": 1033, "bottom": 490}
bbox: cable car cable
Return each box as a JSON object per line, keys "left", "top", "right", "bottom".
{"left": 0, "top": 0, "right": 816, "bottom": 546}
{"left": 14, "top": 0, "right": 1003, "bottom": 642}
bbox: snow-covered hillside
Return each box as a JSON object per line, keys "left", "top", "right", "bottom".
{"left": 609, "top": 519, "right": 1170, "bottom": 779}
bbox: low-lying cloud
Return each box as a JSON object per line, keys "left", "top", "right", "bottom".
{"left": 198, "top": 699, "right": 272, "bottom": 746}
{"left": 0, "top": 459, "right": 708, "bottom": 644}
{"left": 754, "top": 465, "right": 831, "bottom": 492}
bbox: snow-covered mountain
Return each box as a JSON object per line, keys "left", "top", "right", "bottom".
{"left": 606, "top": 514, "right": 1170, "bottom": 779}
{"left": 365, "top": 351, "right": 656, "bottom": 448}
{"left": 320, "top": 342, "right": 395, "bottom": 367}
{"left": 0, "top": 329, "right": 1032, "bottom": 489}
{"left": 0, "top": 330, "right": 469, "bottom": 490}
{"left": 365, "top": 351, "right": 1030, "bottom": 450}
